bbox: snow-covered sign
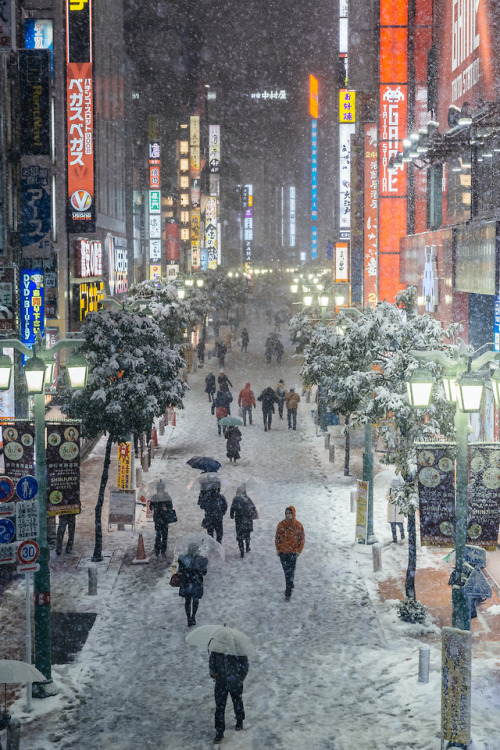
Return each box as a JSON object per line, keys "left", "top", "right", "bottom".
{"left": 355, "top": 480, "right": 368, "bottom": 544}
{"left": 108, "top": 489, "right": 136, "bottom": 529}
{"left": 0, "top": 543, "right": 16, "bottom": 564}
{"left": 16, "top": 499, "right": 39, "bottom": 541}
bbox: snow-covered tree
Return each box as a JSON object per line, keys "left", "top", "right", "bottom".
{"left": 59, "top": 309, "right": 187, "bottom": 561}
{"left": 127, "top": 280, "right": 200, "bottom": 347}
{"left": 202, "top": 269, "right": 251, "bottom": 324}
{"left": 296, "top": 288, "right": 460, "bottom": 601}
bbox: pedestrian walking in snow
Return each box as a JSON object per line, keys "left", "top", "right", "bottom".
{"left": 275, "top": 506, "right": 305, "bottom": 601}
{"left": 274, "top": 338, "right": 284, "bottom": 365}
{"left": 225, "top": 425, "right": 242, "bottom": 463}
{"left": 285, "top": 387, "right": 300, "bottom": 430}
{"left": 238, "top": 382, "right": 256, "bottom": 425}
{"left": 197, "top": 339, "right": 206, "bottom": 365}
{"left": 218, "top": 370, "right": 233, "bottom": 391}
{"left": 212, "top": 390, "right": 233, "bottom": 435}
{"left": 215, "top": 341, "right": 227, "bottom": 368}
{"left": 240, "top": 327, "right": 249, "bottom": 353}
{"left": 205, "top": 372, "right": 216, "bottom": 402}
{"left": 257, "top": 385, "right": 279, "bottom": 431}
{"left": 387, "top": 480, "right": 405, "bottom": 543}
{"left": 178, "top": 545, "right": 208, "bottom": 626}
{"left": 264, "top": 337, "right": 273, "bottom": 365}
{"left": 150, "top": 481, "right": 176, "bottom": 557}
{"left": 276, "top": 379, "right": 286, "bottom": 420}
{"left": 230, "top": 484, "right": 257, "bottom": 558}
{"left": 210, "top": 651, "right": 249, "bottom": 743}
{"left": 199, "top": 484, "right": 227, "bottom": 543}
{"left": 56, "top": 512, "right": 78, "bottom": 555}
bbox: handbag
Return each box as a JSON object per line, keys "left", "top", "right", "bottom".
{"left": 166, "top": 507, "right": 177, "bottom": 524}
{"left": 169, "top": 571, "right": 181, "bottom": 587}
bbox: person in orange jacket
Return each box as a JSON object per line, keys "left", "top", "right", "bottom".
{"left": 238, "top": 382, "right": 256, "bottom": 426}
{"left": 275, "top": 506, "right": 305, "bottom": 601}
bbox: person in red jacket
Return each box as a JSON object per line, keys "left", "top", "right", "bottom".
{"left": 275, "top": 506, "right": 305, "bottom": 601}
{"left": 238, "top": 382, "right": 256, "bottom": 426}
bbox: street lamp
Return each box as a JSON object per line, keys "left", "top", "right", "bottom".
{"left": 407, "top": 346, "right": 499, "bottom": 630}
{"left": 0, "top": 335, "right": 87, "bottom": 697}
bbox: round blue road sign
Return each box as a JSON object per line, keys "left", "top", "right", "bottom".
{"left": 0, "top": 518, "right": 15, "bottom": 544}
{"left": 16, "top": 476, "right": 38, "bottom": 501}
{"left": 0, "top": 476, "right": 15, "bottom": 502}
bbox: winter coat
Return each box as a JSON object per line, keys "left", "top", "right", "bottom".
{"left": 205, "top": 374, "right": 216, "bottom": 394}
{"left": 225, "top": 426, "right": 242, "bottom": 459}
{"left": 201, "top": 486, "right": 228, "bottom": 525}
{"left": 285, "top": 390, "right": 301, "bottom": 410}
{"left": 152, "top": 499, "right": 173, "bottom": 530}
{"left": 209, "top": 652, "right": 249, "bottom": 689}
{"left": 264, "top": 338, "right": 274, "bottom": 355}
{"left": 230, "top": 493, "right": 256, "bottom": 540}
{"left": 238, "top": 384, "right": 256, "bottom": 408}
{"left": 197, "top": 341, "right": 205, "bottom": 356}
{"left": 178, "top": 554, "right": 208, "bottom": 600}
{"left": 275, "top": 505, "right": 305, "bottom": 555}
{"left": 218, "top": 373, "right": 233, "bottom": 390}
{"left": 241, "top": 330, "right": 249, "bottom": 345}
{"left": 258, "top": 387, "right": 279, "bottom": 413}
{"left": 212, "top": 391, "right": 232, "bottom": 417}
{"left": 274, "top": 340, "right": 284, "bottom": 356}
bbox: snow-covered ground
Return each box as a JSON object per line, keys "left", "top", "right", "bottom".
{"left": 5, "top": 315, "right": 500, "bottom": 749}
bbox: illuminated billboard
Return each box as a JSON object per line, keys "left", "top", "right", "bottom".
{"left": 66, "top": 0, "right": 95, "bottom": 233}
{"left": 20, "top": 269, "right": 44, "bottom": 348}
{"left": 364, "top": 124, "right": 378, "bottom": 308}
{"left": 309, "top": 75, "right": 318, "bottom": 118}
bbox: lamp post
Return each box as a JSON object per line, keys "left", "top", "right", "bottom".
{"left": 0, "top": 335, "right": 87, "bottom": 697}
{"left": 407, "top": 347, "right": 498, "bottom": 630}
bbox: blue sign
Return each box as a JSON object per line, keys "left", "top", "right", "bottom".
{"left": 24, "top": 19, "right": 54, "bottom": 78}
{"left": 201, "top": 248, "right": 208, "bottom": 271}
{"left": 0, "top": 519, "right": 16, "bottom": 544}
{"left": 494, "top": 294, "right": 500, "bottom": 352}
{"left": 16, "top": 476, "right": 38, "bottom": 501}
{"left": 311, "top": 119, "right": 318, "bottom": 259}
{"left": 0, "top": 477, "right": 14, "bottom": 502}
{"left": 20, "top": 269, "right": 44, "bottom": 349}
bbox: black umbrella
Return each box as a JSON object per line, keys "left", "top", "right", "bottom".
{"left": 187, "top": 456, "right": 222, "bottom": 473}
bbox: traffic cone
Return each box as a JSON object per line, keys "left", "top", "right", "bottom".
{"left": 131, "top": 533, "right": 149, "bottom": 564}
{"left": 152, "top": 426, "right": 158, "bottom": 447}
{"left": 172, "top": 410, "right": 176, "bottom": 427}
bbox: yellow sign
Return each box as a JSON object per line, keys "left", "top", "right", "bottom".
{"left": 355, "top": 480, "right": 368, "bottom": 543}
{"left": 309, "top": 74, "right": 318, "bottom": 118}
{"left": 149, "top": 265, "right": 161, "bottom": 280}
{"left": 339, "top": 89, "right": 355, "bottom": 123}
{"left": 117, "top": 442, "right": 132, "bottom": 490}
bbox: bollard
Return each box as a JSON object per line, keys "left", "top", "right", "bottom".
{"left": 418, "top": 645, "right": 430, "bottom": 683}
{"left": 372, "top": 543, "right": 382, "bottom": 572}
{"left": 142, "top": 452, "right": 149, "bottom": 473}
{"left": 164, "top": 410, "right": 169, "bottom": 425}
{"left": 324, "top": 432, "right": 330, "bottom": 449}
{"left": 305, "top": 390, "right": 311, "bottom": 403}
{"left": 329, "top": 444, "right": 335, "bottom": 463}
{"left": 136, "top": 466, "right": 142, "bottom": 487}
{"left": 6, "top": 715, "right": 21, "bottom": 750}
{"left": 88, "top": 567, "right": 97, "bottom": 596}
{"left": 159, "top": 417, "right": 165, "bottom": 436}
{"left": 350, "top": 490, "right": 357, "bottom": 512}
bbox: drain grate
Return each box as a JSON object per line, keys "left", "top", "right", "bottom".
{"left": 51, "top": 612, "right": 97, "bottom": 665}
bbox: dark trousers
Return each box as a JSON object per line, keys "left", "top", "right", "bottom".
{"left": 214, "top": 680, "right": 245, "bottom": 732}
{"left": 242, "top": 406, "right": 253, "bottom": 425}
{"left": 280, "top": 552, "right": 297, "bottom": 597}
{"left": 390, "top": 522, "right": 405, "bottom": 542}
{"left": 241, "top": 342, "right": 248, "bottom": 352}
{"left": 56, "top": 514, "right": 76, "bottom": 554}
{"left": 287, "top": 409, "right": 297, "bottom": 430}
{"left": 184, "top": 596, "right": 199, "bottom": 624}
{"left": 154, "top": 523, "right": 168, "bottom": 556}
{"left": 277, "top": 399, "right": 284, "bottom": 419}
{"left": 263, "top": 410, "right": 273, "bottom": 430}
{"left": 206, "top": 519, "right": 223, "bottom": 544}
{"left": 208, "top": 391, "right": 214, "bottom": 402}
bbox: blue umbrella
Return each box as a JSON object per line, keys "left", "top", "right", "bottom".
{"left": 187, "top": 456, "right": 222, "bottom": 473}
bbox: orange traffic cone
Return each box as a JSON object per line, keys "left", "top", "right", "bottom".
{"left": 131, "top": 533, "right": 149, "bottom": 564}
{"left": 171, "top": 410, "right": 176, "bottom": 427}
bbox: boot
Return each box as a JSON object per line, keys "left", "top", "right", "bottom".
{"left": 238, "top": 541, "right": 244, "bottom": 558}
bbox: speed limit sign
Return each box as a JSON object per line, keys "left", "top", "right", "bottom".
{"left": 17, "top": 540, "right": 40, "bottom": 567}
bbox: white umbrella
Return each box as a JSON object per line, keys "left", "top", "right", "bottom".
{"left": 185, "top": 624, "right": 253, "bottom": 656}
{"left": 186, "top": 473, "right": 230, "bottom": 491}
{"left": 174, "top": 532, "right": 225, "bottom": 562}
{"left": 0, "top": 660, "right": 45, "bottom": 684}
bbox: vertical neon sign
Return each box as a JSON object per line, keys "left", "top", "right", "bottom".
{"left": 310, "top": 75, "right": 318, "bottom": 260}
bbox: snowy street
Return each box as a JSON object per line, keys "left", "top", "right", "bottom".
{"left": 8, "top": 317, "right": 500, "bottom": 749}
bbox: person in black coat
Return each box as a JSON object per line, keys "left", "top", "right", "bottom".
{"left": 197, "top": 339, "right": 205, "bottom": 365}
{"left": 210, "top": 651, "right": 249, "bottom": 742}
{"left": 230, "top": 484, "right": 257, "bottom": 557}
{"left": 178, "top": 548, "right": 208, "bottom": 626}
{"left": 240, "top": 328, "right": 249, "bottom": 353}
{"left": 199, "top": 484, "right": 227, "bottom": 543}
{"left": 217, "top": 370, "right": 233, "bottom": 391}
{"left": 257, "top": 386, "right": 279, "bottom": 431}
{"left": 205, "top": 372, "right": 216, "bottom": 402}
{"left": 150, "top": 482, "right": 175, "bottom": 557}
{"left": 225, "top": 426, "right": 242, "bottom": 463}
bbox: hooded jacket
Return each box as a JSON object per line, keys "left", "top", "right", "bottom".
{"left": 258, "top": 386, "right": 279, "bottom": 413}
{"left": 275, "top": 506, "right": 305, "bottom": 555}
{"left": 238, "top": 383, "right": 256, "bottom": 408}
